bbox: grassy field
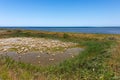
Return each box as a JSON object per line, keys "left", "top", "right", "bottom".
{"left": 0, "top": 29, "right": 120, "bottom": 80}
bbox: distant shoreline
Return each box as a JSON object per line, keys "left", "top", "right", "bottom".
{"left": 1, "top": 27, "right": 120, "bottom": 34}
{"left": 0, "top": 26, "right": 120, "bottom": 28}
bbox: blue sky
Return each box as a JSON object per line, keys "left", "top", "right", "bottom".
{"left": 0, "top": 0, "right": 120, "bottom": 26}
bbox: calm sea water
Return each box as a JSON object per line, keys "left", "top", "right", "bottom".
{"left": 1, "top": 27, "right": 120, "bottom": 34}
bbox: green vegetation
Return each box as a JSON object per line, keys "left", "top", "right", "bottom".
{"left": 0, "top": 29, "right": 120, "bottom": 80}
{"left": 63, "top": 33, "right": 69, "bottom": 39}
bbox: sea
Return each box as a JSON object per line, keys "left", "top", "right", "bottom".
{"left": 0, "top": 27, "right": 120, "bottom": 34}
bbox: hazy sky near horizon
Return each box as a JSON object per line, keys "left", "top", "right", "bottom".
{"left": 0, "top": 0, "right": 120, "bottom": 26}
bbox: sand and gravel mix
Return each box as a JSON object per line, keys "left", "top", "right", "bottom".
{"left": 0, "top": 37, "right": 78, "bottom": 54}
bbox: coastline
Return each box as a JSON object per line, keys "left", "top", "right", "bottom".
{"left": 1, "top": 27, "right": 120, "bottom": 34}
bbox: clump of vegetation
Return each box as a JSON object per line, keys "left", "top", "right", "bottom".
{"left": 63, "top": 33, "right": 69, "bottom": 38}
{"left": 6, "top": 30, "right": 12, "bottom": 32}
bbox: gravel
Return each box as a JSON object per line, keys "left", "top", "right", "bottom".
{"left": 0, "top": 37, "right": 78, "bottom": 54}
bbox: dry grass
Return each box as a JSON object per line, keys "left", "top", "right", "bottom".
{"left": 28, "top": 29, "right": 120, "bottom": 40}
{"left": 108, "top": 41, "right": 120, "bottom": 77}
{"left": 1, "top": 29, "right": 120, "bottom": 40}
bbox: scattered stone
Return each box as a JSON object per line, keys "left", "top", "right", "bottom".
{"left": 0, "top": 37, "right": 77, "bottom": 54}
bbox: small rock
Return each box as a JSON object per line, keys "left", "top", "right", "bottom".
{"left": 40, "top": 51, "right": 43, "bottom": 53}
{"left": 18, "top": 55, "right": 21, "bottom": 58}
{"left": 3, "top": 49, "right": 7, "bottom": 52}
{"left": 38, "top": 61, "right": 40, "bottom": 63}
{"left": 21, "top": 47, "right": 25, "bottom": 50}
{"left": 71, "top": 55, "right": 74, "bottom": 58}
{"left": 51, "top": 54, "right": 55, "bottom": 56}
{"left": 49, "top": 58, "right": 54, "bottom": 61}
{"left": 24, "top": 48, "right": 28, "bottom": 52}
{"left": 37, "top": 55, "right": 40, "bottom": 58}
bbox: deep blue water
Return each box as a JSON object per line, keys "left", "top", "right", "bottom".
{"left": 1, "top": 27, "right": 120, "bottom": 34}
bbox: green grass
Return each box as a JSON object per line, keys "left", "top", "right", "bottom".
{"left": 0, "top": 29, "right": 119, "bottom": 80}
{"left": 44, "top": 41, "right": 114, "bottom": 80}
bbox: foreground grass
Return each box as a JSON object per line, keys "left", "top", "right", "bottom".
{"left": 108, "top": 41, "right": 120, "bottom": 79}
{"left": 0, "top": 29, "right": 119, "bottom": 80}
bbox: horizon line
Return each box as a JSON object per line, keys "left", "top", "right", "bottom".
{"left": 0, "top": 26, "right": 120, "bottom": 27}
